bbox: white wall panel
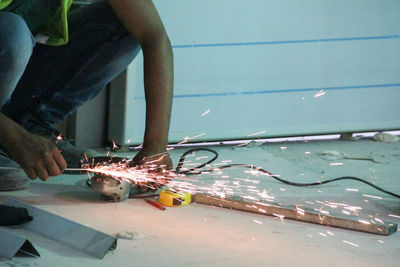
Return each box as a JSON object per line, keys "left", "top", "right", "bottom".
{"left": 109, "top": 0, "right": 400, "bottom": 145}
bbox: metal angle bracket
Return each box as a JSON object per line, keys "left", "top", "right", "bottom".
{"left": 0, "top": 230, "right": 40, "bottom": 259}
{"left": 1, "top": 197, "right": 117, "bottom": 259}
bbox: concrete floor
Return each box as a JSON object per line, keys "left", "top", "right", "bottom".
{"left": 1, "top": 135, "right": 400, "bottom": 266}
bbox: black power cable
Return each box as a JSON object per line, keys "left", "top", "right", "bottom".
{"left": 175, "top": 148, "right": 400, "bottom": 199}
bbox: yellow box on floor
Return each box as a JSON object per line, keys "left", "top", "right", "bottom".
{"left": 159, "top": 190, "right": 191, "bottom": 207}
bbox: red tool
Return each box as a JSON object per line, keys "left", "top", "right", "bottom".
{"left": 145, "top": 199, "right": 165, "bottom": 211}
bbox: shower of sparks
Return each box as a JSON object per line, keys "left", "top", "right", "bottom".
{"left": 342, "top": 240, "right": 359, "bottom": 247}
{"left": 248, "top": 130, "right": 266, "bottom": 137}
{"left": 78, "top": 149, "right": 390, "bottom": 235}
{"left": 201, "top": 109, "right": 211, "bottom": 116}
{"left": 314, "top": 90, "right": 326, "bottom": 98}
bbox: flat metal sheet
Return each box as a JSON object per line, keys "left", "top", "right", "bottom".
{"left": 0, "top": 230, "right": 40, "bottom": 259}
{"left": 1, "top": 197, "right": 117, "bottom": 259}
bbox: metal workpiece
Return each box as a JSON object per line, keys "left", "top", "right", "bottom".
{"left": 1, "top": 198, "right": 117, "bottom": 259}
{"left": 193, "top": 194, "right": 398, "bottom": 236}
{"left": 0, "top": 230, "right": 40, "bottom": 259}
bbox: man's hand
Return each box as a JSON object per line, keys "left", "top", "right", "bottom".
{"left": 128, "top": 148, "right": 173, "bottom": 191}
{"left": 9, "top": 132, "right": 67, "bottom": 181}
{"left": 0, "top": 112, "right": 67, "bottom": 181}
{"left": 129, "top": 148, "right": 173, "bottom": 172}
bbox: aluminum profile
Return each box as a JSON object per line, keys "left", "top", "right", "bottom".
{"left": 1, "top": 198, "right": 117, "bottom": 259}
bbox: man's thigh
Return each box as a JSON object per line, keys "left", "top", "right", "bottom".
{"left": 0, "top": 12, "right": 35, "bottom": 107}
{"left": 10, "top": 1, "right": 128, "bottom": 99}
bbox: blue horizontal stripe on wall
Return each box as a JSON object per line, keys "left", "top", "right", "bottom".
{"left": 134, "top": 83, "right": 400, "bottom": 100}
{"left": 172, "top": 35, "right": 400, "bottom": 49}
{"left": 173, "top": 83, "right": 400, "bottom": 98}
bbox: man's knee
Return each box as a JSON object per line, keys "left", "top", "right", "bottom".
{"left": 0, "top": 12, "right": 35, "bottom": 68}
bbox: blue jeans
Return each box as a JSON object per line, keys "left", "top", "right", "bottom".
{"left": 0, "top": 1, "right": 140, "bottom": 130}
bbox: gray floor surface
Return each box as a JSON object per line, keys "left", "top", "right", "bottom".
{"left": 1, "top": 136, "right": 399, "bottom": 266}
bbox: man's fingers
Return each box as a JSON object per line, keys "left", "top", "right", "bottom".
{"left": 36, "top": 166, "right": 49, "bottom": 181}
{"left": 45, "top": 155, "right": 61, "bottom": 176}
{"left": 53, "top": 149, "right": 67, "bottom": 172}
{"left": 24, "top": 167, "right": 37, "bottom": 180}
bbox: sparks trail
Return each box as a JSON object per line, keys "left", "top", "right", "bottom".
{"left": 84, "top": 148, "right": 400, "bottom": 199}
{"left": 83, "top": 149, "right": 400, "bottom": 228}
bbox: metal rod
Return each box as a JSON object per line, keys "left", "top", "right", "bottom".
{"left": 0, "top": 166, "right": 93, "bottom": 173}
{"left": 65, "top": 168, "right": 94, "bottom": 172}
{"left": 193, "top": 194, "right": 398, "bottom": 236}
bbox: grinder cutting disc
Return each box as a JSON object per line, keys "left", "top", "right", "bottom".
{"left": 91, "top": 174, "right": 131, "bottom": 202}
{"left": 85, "top": 156, "right": 131, "bottom": 202}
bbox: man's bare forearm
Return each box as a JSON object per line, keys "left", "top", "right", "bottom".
{"left": 108, "top": 0, "right": 173, "bottom": 152}
{"left": 142, "top": 37, "right": 173, "bottom": 151}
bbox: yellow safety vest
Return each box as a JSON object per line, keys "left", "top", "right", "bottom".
{"left": 0, "top": 0, "right": 73, "bottom": 46}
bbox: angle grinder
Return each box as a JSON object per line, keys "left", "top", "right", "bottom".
{"left": 84, "top": 156, "right": 132, "bottom": 202}
{"left": 84, "top": 156, "right": 160, "bottom": 202}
